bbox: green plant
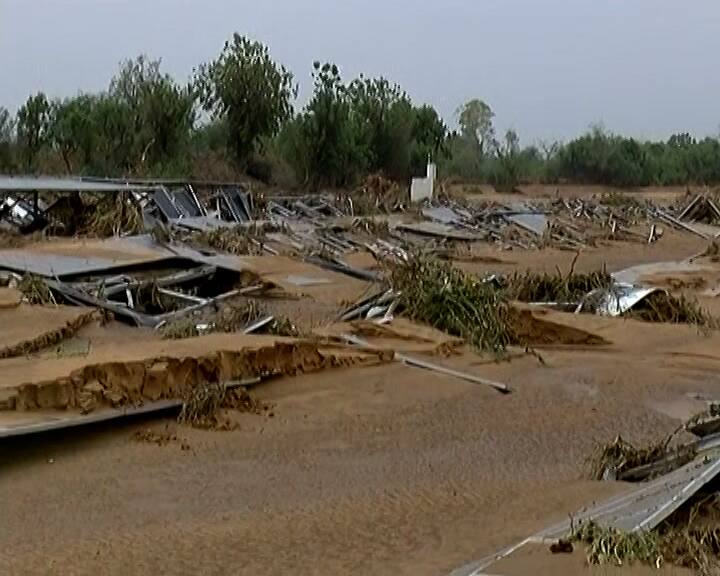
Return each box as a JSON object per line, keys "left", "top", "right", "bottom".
{"left": 196, "top": 35, "right": 295, "bottom": 167}
{"left": 390, "top": 254, "right": 515, "bottom": 354}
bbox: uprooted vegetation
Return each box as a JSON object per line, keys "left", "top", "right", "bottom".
{"left": 338, "top": 173, "right": 409, "bottom": 216}
{"left": 504, "top": 267, "right": 613, "bottom": 303}
{"left": 17, "top": 274, "right": 55, "bottom": 305}
{"left": 586, "top": 434, "right": 696, "bottom": 482}
{"left": 571, "top": 496, "right": 720, "bottom": 575}
{"left": 501, "top": 263, "right": 717, "bottom": 329}
{"left": 177, "top": 382, "right": 270, "bottom": 429}
{"left": 188, "top": 223, "right": 276, "bottom": 255}
{"left": 390, "top": 254, "right": 515, "bottom": 354}
{"left": 389, "top": 254, "right": 609, "bottom": 354}
{"left": 82, "top": 193, "right": 145, "bottom": 237}
{"left": 626, "top": 291, "right": 717, "bottom": 328}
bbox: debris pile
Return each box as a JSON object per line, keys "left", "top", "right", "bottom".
{"left": 340, "top": 173, "right": 408, "bottom": 215}
{"left": 1, "top": 175, "right": 718, "bottom": 445}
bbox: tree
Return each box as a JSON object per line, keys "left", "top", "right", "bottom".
{"left": 347, "top": 76, "right": 413, "bottom": 178}
{"left": 0, "top": 107, "right": 15, "bottom": 171}
{"left": 456, "top": 99, "right": 495, "bottom": 155}
{"left": 197, "top": 34, "right": 295, "bottom": 166}
{"left": 110, "top": 56, "right": 195, "bottom": 172}
{"left": 411, "top": 105, "right": 448, "bottom": 174}
{"left": 50, "top": 95, "right": 98, "bottom": 173}
{"left": 16, "top": 93, "right": 52, "bottom": 171}
{"left": 282, "top": 62, "right": 366, "bottom": 189}
{"left": 492, "top": 129, "right": 522, "bottom": 191}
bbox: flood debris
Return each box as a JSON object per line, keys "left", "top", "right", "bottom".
{"left": 504, "top": 266, "right": 613, "bottom": 304}
{"left": 571, "top": 496, "right": 720, "bottom": 574}
{"left": 187, "top": 223, "right": 274, "bottom": 256}
{"left": 390, "top": 253, "right": 515, "bottom": 355}
{"left": 81, "top": 193, "right": 144, "bottom": 237}
{"left": 160, "top": 300, "right": 265, "bottom": 339}
{"left": 587, "top": 434, "right": 697, "bottom": 482}
{"left": 342, "top": 333, "right": 511, "bottom": 394}
{"left": 17, "top": 273, "right": 55, "bottom": 305}
{"left": 178, "top": 382, "right": 271, "bottom": 430}
{"left": 625, "top": 291, "right": 716, "bottom": 327}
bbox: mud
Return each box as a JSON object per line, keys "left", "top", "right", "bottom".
{"left": 4, "top": 186, "right": 720, "bottom": 576}
{"left": 0, "top": 309, "right": 99, "bottom": 360}
{"left": 132, "top": 426, "right": 190, "bottom": 450}
{"left": 0, "top": 287, "right": 21, "bottom": 309}
{"left": 0, "top": 305, "right": 98, "bottom": 356}
{"left": 510, "top": 308, "right": 609, "bottom": 347}
{"left": 316, "top": 318, "right": 466, "bottom": 357}
{"left": 1, "top": 340, "right": 390, "bottom": 414}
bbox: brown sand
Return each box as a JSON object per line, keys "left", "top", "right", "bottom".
{"left": 212, "top": 253, "right": 372, "bottom": 305}
{"left": 0, "top": 287, "right": 21, "bottom": 309}
{"left": 0, "top": 305, "right": 95, "bottom": 356}
{"left": 3, "top": 313, "right": 719, "bottom": 574}
{"left": 0, "top": 333, "right": 389, "bottom": 413}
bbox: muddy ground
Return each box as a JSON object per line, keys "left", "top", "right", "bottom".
{"left": 1, "top": 185, "right": 720, "bottom": 575}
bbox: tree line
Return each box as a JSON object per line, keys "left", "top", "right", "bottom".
{"left": 1, "top": 33, "right": 719, "bottom": 190}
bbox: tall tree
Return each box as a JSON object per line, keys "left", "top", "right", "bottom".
{"left": 196, "top": 34, "right": 295, "bottom": 166}
{"left": 16, "top": 93, "right": 52, "bottom": 171}
{"left": 347, "top": 76, "right": 412, "bottom": 178}
{"left": 282, "top": 62, "right": 367, "bottom": 189}
{"left": 49, "top": 95, "right": 98, "bottom": 173}
{"left": 110, "top": 56, "right": 195, "bottom": 171}
{"left": 0, "top": 107, "right": 15, "bottom": 171}
{"left": 411, "top": 105, "right": 448, "bottom": 174}
{"left": 456, "top": 99, "right": 495, "bottom": 155}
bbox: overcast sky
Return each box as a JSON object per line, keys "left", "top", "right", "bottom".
{"left": 1, "top": 0, "right": 718, "bottom": 144}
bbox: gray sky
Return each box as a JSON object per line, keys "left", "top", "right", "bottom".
{"left": 1, "top": 0, "right": 718, "bottom": 145}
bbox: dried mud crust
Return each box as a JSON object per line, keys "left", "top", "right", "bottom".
{"left": 0, "top": 310, "right": 100, "bottom": 360}
{"left": 1, "top": 342, "right": 391, "bottom": 413}
{"left": 509, "top": 309, "right": 609, "bottom": 347}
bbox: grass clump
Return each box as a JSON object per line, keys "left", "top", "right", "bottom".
{"left": 340, "top": 173, "right": 407, "bottom": 216}
{"left": 18, "top": 274, "right": 55, "bottom": 305}
{"left": 572, "top": 521, "right": 663, "bottom": 567}
{"left": 504, "top": 268, "right": 613, "bottom": 303}
{"left": 390, "top": 254, "right": 515, "bottom": 355}
{"left": 266, "top": 317, "right": 300, "bottom": 337}
{"left": 178, "top": 382, "right": 270, "bottom": 429}
{"left": 572, "top": 498, "right": 720, "bottom": 575}
{"left": 160, "top": 317, "right": 199, "bottom": 340}
{"left": 178, "top": 381, "right": 226, "bottom": 428}
{"left": 627, "top": 292, "right": 717, "bottom": 328}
